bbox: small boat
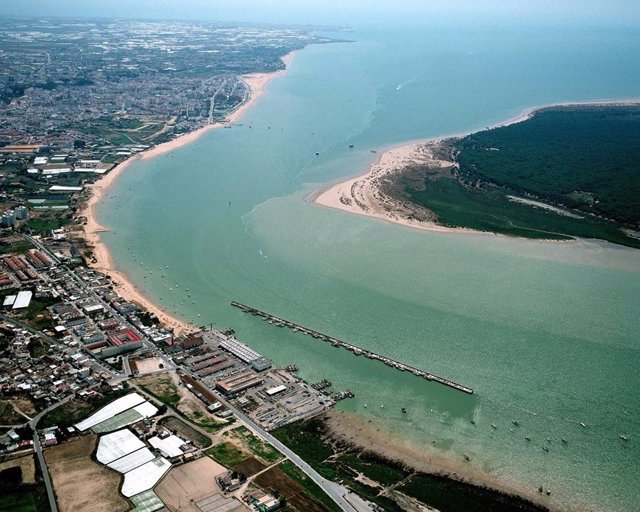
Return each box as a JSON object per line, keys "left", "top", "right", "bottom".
{"left": 315, "top": 152, "right": 320, "bottom": 156}
{"left": 470, "top": 420, "right": 475, "bottom": 425}
{"left": 380, "top": 404, "right": 384, "bottom": 408}
{"left": 463, "top": 455, "right": 470, "bottom": 461}
{"left": 349, "top": 144, "right": 354, "bottom": 148}
{"left": 542, "top": 446, "right": 549, "bottom": 452}
{"left": 401, "top": 407, "right": 407, "bottom": 414}
{"left": 512, "top": 420, "right": 519, "bottom": 426}
{"left": 363, "top": 404, "right": 367, "bottom": 408}
{"left": 491, "top": 424, "right": 497, "bottom": 429}
{"left": 561, "top": 438, "right": 568, "bottom": 444}
{"left": 525, "top": 436, "right": 531, "bottom": 441}
{"left": 580, "top": 422, "right": 586, "bottom": 428}
{"left": 546, "top": 437, "right": 551, "bottom": 443}
{"left": 619, "top": 435, "right": 628, "bottom": 441}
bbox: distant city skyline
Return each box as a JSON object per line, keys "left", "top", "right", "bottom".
{"left": 6, "top": 0, "right": 640, "bottom": 26}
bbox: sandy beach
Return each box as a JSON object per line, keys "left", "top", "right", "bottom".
{"left": 325, "top": 409, "right": 568, "bottom": 512}
{"left": 312, "top": 138, "right": 475, "bottom": 234}
{"left": 311, "top": 99, "right": 640, "bottom": 237}
{"left": 78, "top": 52, "right": 296, "bottom": 335}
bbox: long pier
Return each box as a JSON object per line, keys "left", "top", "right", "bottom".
{"left": 231, "top": 301, "right": 473, "bottom": 395}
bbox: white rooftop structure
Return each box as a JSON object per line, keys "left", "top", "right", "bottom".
{"left": 42, "top": 168, "right": 72, "bottom": 175}
{"left": 107, "top": 447, "right": 155, "bottom": 473}
{"left": 133, "top": 401, "right": 159, "bottom": 418}
{"left": 96, "top": 429, "right": 145, "bottom": 465}
{"left": 148, "top": 435, "right": 187, "bottom": 458}
{"left": 121, "top": 457, "right": 171, "bottom": 497}
{"left": 219, "top": 337, "right": 262, "bottom": 363}
{"left": 33, "top": 156, "right": 48, "bottom": 165}
{"left": 75, "top": 393, "right": 145, "bottom": 432}
{"left": 12, "top": 291, "right": 33, "bottom": 310}
{"left": 3, "top": 295, "right": 16, "bottom": 307}
{"left": 48, "top": 185, "right": 83, "bottom": 192}
{"left": 266, "top": 385, "right": 287, "bottom": 396}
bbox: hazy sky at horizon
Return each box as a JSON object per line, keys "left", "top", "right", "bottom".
{"left": 5, "top": 0, "right": 640, "bottom": 27}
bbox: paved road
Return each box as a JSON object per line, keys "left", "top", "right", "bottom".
{"left": 29, "top": 395, "right": 74, "bottom": 512}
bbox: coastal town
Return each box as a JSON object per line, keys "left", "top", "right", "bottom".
{"left": 0, "top": 16, "right": 376, "bottom": 512}
{"left": 0, "top": 229, "right": 377, "bottom": 511}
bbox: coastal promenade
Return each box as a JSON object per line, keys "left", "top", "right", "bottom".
{"left": 231, "top": 301, "right": 474, "bottom": 394}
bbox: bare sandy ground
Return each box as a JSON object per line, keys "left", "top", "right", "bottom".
{"left": 79, "top": 52, "right": 296, "bottom": 336}
{"left": 45, "top": 435, "right": 129, "bottom": 512}
{"left": 155, "top": 457, "right": 248, "bottom": 512}
{"left": 311, "top": 138, "right": 475, "bottom": 234}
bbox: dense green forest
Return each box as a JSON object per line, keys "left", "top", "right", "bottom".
{"left": 455, "top": 106, "right": 640, "bottom": 225}
{"left": 397, "top": 105, "right": 640, "bottom": 247}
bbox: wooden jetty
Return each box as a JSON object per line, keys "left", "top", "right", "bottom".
{"left": 231, "top": 301, "right": 474, "bottom": 394}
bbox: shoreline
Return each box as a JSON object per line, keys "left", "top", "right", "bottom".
{"left": 310, "top": 98, "right": 640, "bottom": 238}
{"left": 325, "top": 409, "right": 568, "bottom": 512}
{"left": 78, "top": 51, "right": 297, "bottom": 335}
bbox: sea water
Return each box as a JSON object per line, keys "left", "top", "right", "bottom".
{"left": 98, "top": 23, "right": 640, "bottom": 511}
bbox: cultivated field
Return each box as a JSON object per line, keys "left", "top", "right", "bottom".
{"left": 44, "top": 435, "right": 129, "bottom": 512}
{"left": 155, "top": 457, "right": 247, "bottom": 512}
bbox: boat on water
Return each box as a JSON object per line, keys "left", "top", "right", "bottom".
{"left": 491, "top": 424, "right": 497, "bottom": 429}
{"left": 619, "top": 435, "right": 628, "bottom": 441}
{"left": 401, "top": 407, "right": 407, "bottom": 414}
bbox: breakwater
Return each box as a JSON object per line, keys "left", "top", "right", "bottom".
{"left": 231, "top": 301, "right": 474, "bottom": 394}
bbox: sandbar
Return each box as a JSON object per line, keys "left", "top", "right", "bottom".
{"left": 311, "top": 99, "right": 640, "bottom": 237}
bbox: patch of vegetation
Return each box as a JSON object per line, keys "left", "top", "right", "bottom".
{"left": 231, "top": 426, "right": 283, "bottom": 464}
{"left": 39, "top": 385, "right": 129, "bottom": 429}
{"left": 184, "top": 411, "right": 231, "bottom": 433}
{"left": 27, "top": 337, "right": 49, "bottom": 359}
{"left": 0, "top": 466, "right": 22, "bottom": 485}
{"left": 398, "top": 473, "right": 548, "bottom": 512}
{"left": 272, "top": 417, "right": 335, "bottom": 467}
{"left": 401, "top": 172, "right": 639, "bottom": 246}
{"left": 0, "top": 490, "right": 37, "bottom": 512}
{"left": 138, "top": 377, "right": 180, "bottom": 406}
{"left": 278, "top": 461, "right": 343, "bottom": 512}
{"left": 12, "top": 296, "right": 58, "bottom": 331}
{"left": 159, "top": 416, "right": 211, "bottom": 449}
{"left": 206, "top": 442, "right": 246, "bottom": 468}
{"left": 0, "top": 238, "right": 33, "bottom": 254}
{"left": 0, "top": 400, "right": 25, "bottom": 424}
{"left": 455, "top": 106, "right": 640, "bottom": 225}
{"left": 23, "top": 213, "right": 69, "bottom": 234}
{"left": 338, "top": 452, "right": 409, "bottom": 487}
{"left": 394, "top": 106, "right": 640, "bottom": 248}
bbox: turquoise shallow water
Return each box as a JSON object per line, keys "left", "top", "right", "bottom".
{"left": 99, "top": 24, "right": 640, "bottom": 511}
